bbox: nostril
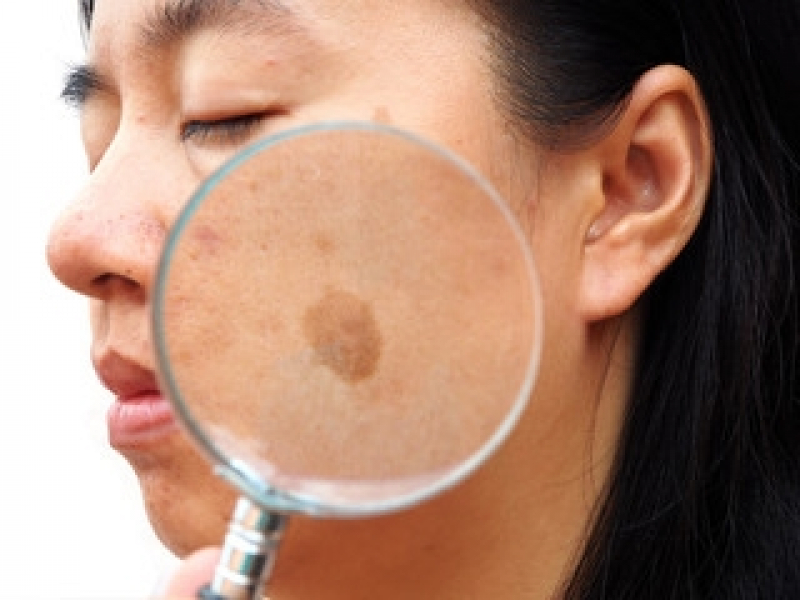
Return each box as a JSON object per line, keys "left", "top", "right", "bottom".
{"left": 92, "top": 272, "right": 113, "bottom": 286}
{"left": 87, "top": 270, "right": 146, "bottom": 298}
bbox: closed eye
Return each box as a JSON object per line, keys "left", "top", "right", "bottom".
{"left": 181, "top": 112, "right": 278, "bottom": 145}
{"left": 62, "top": 64, "right": 106, "bottom": 108}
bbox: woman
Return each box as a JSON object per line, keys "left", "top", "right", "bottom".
{"left": 48, "top": 0, "right": 799, "bottom": 598}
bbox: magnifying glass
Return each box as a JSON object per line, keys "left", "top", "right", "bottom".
{"left": 152, "top": 122, "right": 543, "bottom": 599}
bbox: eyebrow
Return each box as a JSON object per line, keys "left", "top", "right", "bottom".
{"left": 61, "top": 0, "right": 296, "bottom": 108}
{"left": 140, "top": 0, "right": 294, "bottom": 47}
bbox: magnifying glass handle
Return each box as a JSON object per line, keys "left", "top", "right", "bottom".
{"left": 197, "top": 497, "right": 289, "bottom": 600}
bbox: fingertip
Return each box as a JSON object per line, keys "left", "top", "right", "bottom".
{"left": 155, "top": 547, "right": 222, "bottom": 599}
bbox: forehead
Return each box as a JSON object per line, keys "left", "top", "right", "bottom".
{"left": 83, "top": 0, "right": 488, "bottom": 93}
{"left": 85, "top": 0, "right": 476, "bottom": 44}
{"left": 88, "top": 0, "right": 304, "bottom": 54}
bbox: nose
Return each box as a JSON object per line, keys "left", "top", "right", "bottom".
{"left": 47, "top": 133, "right": 181, "bottom": 301}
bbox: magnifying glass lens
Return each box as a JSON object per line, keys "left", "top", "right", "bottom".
{"left": 154, "top": 123, "right": 542, "bottom": 516}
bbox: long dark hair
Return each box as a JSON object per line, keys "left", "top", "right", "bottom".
{"left": 76, "top": 1, "right": 800, "bottom": 597}
{"left": 476, "top": 0, "right": 800, "bottom": 597}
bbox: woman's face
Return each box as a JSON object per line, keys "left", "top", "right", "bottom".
{"left": 48, "top": 0, "right": 601, "bottom": 595}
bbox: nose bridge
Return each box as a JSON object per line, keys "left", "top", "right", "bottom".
{"left": 47, "top": 127, "right": 183, "bottom": 299}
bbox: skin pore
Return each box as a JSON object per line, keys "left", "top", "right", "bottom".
{"left": 47, "top": 0, "right": 711, "bottom": 598}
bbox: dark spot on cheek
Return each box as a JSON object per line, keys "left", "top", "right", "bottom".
{"left": 314, "top": 232, "right": 335, "bottom": 255}
{"left": 303, "top": 288, "right": 382, "bottom": 383}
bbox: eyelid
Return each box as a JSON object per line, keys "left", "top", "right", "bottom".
{"left": 180, "top": 110, "right": 283, "bottom": 145}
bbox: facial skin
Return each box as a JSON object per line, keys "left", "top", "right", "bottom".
{"left": 47, "top": 0, "right": 711, "bottom": 598}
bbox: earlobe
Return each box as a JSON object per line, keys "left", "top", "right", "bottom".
{"left": 579, "top": 65, "right": 712, "bottom": 322}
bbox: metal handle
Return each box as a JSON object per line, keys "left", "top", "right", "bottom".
{"left": 197, "top": 496, "right": 289, "bottom": 600}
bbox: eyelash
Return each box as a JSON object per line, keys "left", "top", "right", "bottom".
{"left": 180, "top": 112, "right": 269, "bottom": 145}
{"left": 62, "top": 65, "right": 102, "bottom": 109}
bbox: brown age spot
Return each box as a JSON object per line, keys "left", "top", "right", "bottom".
{"left": 303, "top": 288, "right": 382, "bottom": 383}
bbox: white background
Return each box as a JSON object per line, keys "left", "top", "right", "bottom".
{"left": 1, "top": 3, "right": 178, "bottom": 598}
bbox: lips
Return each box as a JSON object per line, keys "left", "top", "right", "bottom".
{"left": 106, "top": 391, "right": 178, "bottom": 447}
{"left": 94, "top": 350, "right": 179, "bottom": 448}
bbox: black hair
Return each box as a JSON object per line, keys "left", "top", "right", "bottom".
{"left": 476, "top": 1, "right": 800, "bottom": 598}
{"left": 79, "top": 0, "right": 93, "bottom": 43}
{"left": 76, "top": 1, "right": 800, "bottom": 598}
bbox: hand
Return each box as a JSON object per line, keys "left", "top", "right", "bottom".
{"left": 156, "top": 547, "right": 222, "bottom": 599}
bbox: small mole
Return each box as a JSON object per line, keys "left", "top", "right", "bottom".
{"left": 303, "top": 288, "right": 382, "bottom": 384}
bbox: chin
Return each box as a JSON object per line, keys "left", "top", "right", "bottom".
{"left": 123, "top": 435, "right": 238, "bottom": 557}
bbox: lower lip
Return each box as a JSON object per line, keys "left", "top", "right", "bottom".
{"left": 107, "top": 393, "right": 179, "bottom": 447}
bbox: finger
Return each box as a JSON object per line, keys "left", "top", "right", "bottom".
{"left": 158, "top": 547, "right": 222, "bottom": 599}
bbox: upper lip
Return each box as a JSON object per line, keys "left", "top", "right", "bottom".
{"left": 93, "top": 348, "right": 161, "bottom": 401}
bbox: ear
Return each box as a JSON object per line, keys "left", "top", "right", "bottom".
{"left": 579, "top": 65, "right": 712, "bottom": 321}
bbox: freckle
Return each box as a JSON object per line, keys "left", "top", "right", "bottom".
{"left": 303, "top": 288, "right": 382, "bottom": 384}
{"left": 314, "top": 232, "right": 335, "bottom": 255}
{"left": 372, "top": 106, "right": 391, "bottom": 125}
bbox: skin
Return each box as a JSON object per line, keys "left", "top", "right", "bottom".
{"left": 47, "top": 0, "right": 712, "bottom": 598}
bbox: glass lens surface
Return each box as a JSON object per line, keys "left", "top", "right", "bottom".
{"left": 153, "top": 123, "right": 541, "bottom": 515}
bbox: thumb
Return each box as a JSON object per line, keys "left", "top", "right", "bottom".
{"left": 157, "top": 547, "right": 222, "bottom": 599}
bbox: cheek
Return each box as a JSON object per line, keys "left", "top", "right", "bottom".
{"left": 529, "top": 201, "right": 585, "bottom": 317}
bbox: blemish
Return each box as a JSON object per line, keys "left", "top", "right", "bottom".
{"left": 372, "top": 106, "right": 391, "bottom": 125}
{"left": 190, "top": 224, "right": 224, "bottom": 258}
{"left": 314, "top": 232, "right": 335, "bottom": 255}
{"left": 303, "top": 288, "right": 382, "bottom": 384}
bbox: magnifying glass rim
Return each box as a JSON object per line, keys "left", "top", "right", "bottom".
{"left": 152, "top": 120, "right": 544, "bottom": 517}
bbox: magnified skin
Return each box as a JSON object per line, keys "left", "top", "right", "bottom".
{"left": 157, "top": 127, "right": 539, "bottom": 494}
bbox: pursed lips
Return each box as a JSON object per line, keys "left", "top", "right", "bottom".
{"left": 93, "top": 346, "right": 178, "bottom": 448}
